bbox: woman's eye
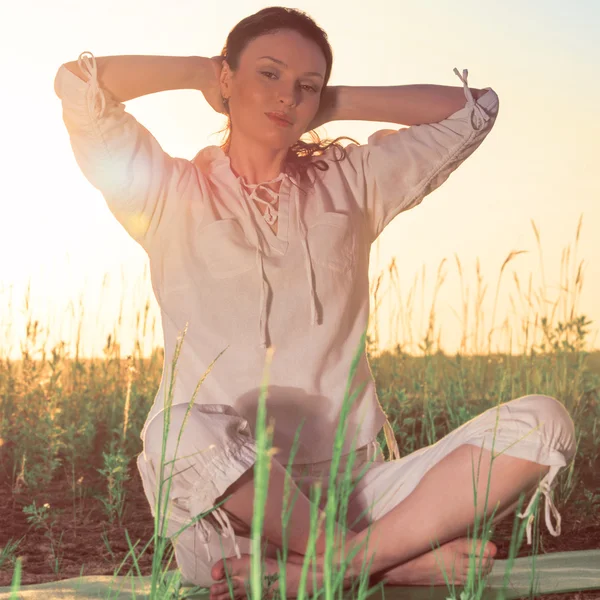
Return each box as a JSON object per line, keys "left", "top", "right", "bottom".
{"left": 261, "top": 71, "right": 317, "bottom": 93}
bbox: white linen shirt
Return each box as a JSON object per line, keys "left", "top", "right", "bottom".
{"left": 54, "top": 51, "right": 500, "bottom": 464}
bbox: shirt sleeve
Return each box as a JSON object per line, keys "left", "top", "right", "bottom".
{"left": 54, "top": 51, "right": 196, "bottom": 252}
{"left": 336, "top": 68, "right": 500, "bottom": 243}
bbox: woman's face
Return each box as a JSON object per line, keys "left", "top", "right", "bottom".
{"left": 221, "top": 29, "right": 327, "bottom": 149}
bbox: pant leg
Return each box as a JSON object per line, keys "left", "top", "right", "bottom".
{"left": 136, "top": 402, "right": 257, "bottom": 587}
{"left": 345, "top": 394, "right": 576, "bottom": 545}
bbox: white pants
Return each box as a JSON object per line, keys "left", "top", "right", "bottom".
{"left": 136, "top": 394, "right": 576, "bottom": 588}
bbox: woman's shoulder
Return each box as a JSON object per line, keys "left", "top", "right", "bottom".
{"left": 191, "top": 145, "right": 229, "bottom": 173}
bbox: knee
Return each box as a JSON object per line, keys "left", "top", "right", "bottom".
{"left": 515, "top": 395, "right": 576, "bottom": 460}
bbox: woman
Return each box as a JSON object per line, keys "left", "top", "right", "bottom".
{"left": 54, "top": 6, "right": 575, "bottom": 599}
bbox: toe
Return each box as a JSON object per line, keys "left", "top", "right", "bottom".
{"left": 211, "top": 582, "right": 226, "bottom": 595}
{"left": 486, "top": 541, "right": 498, "bottom": 557}
{"left": 478, "top": 538, "right": 497, "bottom": 557}
{"left": 467, "top": 538, "right": 497, "bottom": 558}
{"left": 211, "top": 560, "right": 224, "bottom": 581}
{"left": 211, "top": 579, "right": 242, "bottom": 600}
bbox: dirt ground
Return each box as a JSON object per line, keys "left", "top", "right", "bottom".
{"left": 1, "top": 452, "right": 598, "bottom": 599}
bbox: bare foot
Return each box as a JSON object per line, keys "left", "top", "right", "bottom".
{"left": 370, "top": 537, "right": 498, "bottom": 587}
{"left": 208, "top": 537, "right": 496, "bottom": 598}
{"left": 209, "top": 553, "right": 322, "bottom": 600}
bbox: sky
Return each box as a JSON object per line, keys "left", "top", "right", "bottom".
{"left": 1, "top": 0, "right": 599, "bottom": 361}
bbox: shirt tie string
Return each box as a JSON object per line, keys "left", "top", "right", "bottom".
{"left": 517, "top": 463, "right": 563, "bottom": 545}
{"left": 192, "top": 505, "right": 243, "bottom": 564}
{"left": 238, "top": 176, "right": 319, "bottom": 349}
{"left": 76, "top": 51, "right": 107, "bottom": 119}
{"left": 452, "top": 67, "right": 490, "bottom": 131}
{"left": 237, "top": 182, "right": 271, "bottom": 348}
{"left": 293, "top": 191, "right": 319, "bottom": 328}
{"left": 248, "top": 185, "right": 280, "bottom": 225}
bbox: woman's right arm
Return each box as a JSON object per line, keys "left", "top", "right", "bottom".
{"left": 62, "top": 54, "right": 212, "bottom": 103}
{"left": 54, "top": 52, "right": 217, "bottom": 252}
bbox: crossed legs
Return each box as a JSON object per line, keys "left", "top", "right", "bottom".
{"left": 344, "top": 443, "right": 548, "bottom": 584}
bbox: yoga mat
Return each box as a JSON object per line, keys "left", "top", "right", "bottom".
{"left": 1, "top": 550, "right": 598, "bottom": 599}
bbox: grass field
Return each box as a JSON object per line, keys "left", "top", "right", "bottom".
{"left": 1, "top": 220, "right": 598, "bottom": 599}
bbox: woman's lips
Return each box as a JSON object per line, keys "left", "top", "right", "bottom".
{"left": 265, "top": 113, "right": 292, "bottom": 127}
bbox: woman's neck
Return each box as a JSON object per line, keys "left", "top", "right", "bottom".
{"left": 225, "top": 138, "right": 288, "bottom": 185}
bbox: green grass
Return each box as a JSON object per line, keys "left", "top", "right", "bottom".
{"left": 1, "top": 215, "right": 598, "bottom": 598}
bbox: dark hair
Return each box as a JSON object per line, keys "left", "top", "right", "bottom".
{"left": 215, "top": 6, "right": 359, "bottom": 188}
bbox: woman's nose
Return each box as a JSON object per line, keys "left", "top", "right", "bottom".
{"left": 277, "top": 88, "right": 298, "bottom": 106}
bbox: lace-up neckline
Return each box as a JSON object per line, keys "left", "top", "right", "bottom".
{"left": 239, "top": 176, "right": 284, "bottom": 235}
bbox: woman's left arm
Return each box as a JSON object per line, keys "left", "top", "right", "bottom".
{"left": 308, "top": 84, "right": 486, "bottom": 131}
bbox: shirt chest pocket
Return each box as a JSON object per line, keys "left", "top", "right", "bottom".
{"left": 306, "top": 212, "right": 355, "bottom": 273}
{"left": 196, "top": 218, "right": 256, "bottom": 279}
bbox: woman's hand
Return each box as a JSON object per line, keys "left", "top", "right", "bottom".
{"left": 196, "top": 55, "right": 228, "bottom": 116}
